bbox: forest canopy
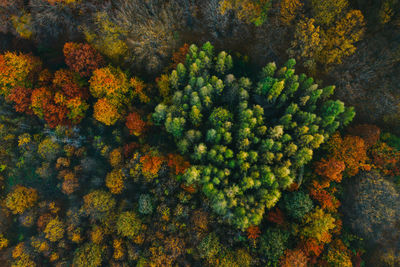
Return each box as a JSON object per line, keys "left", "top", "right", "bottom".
{"left": 0, "top": 0, "right": 399, "bottom": 266}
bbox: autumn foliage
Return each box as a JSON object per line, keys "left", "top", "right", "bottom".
{"left": 326, "top": 133, "right": 369, "bottom": 176}
{"left": 63, "top": 42, "right": 104, "bottom": 77}
{"left": 5, "top": 185, "right": 38, "bottom": 214}
{"left": 125, "top": 112, "right": 147, "bottom": 136}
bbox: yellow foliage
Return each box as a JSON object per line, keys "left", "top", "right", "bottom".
{"left": 44, "top": 217, "right": 65, "bottom": 242}
{"left": 18, "top": 134, "right": 31, "bottom": 147}
{"left": 0, "top": 52, "right": 42, "bottom": 97}
{"left": 89, "top": 66, "right": 129, "bottom": 106}
{"left": 93, "top": 98, "right": 121, "bottom": 126}
{"left": 220, "top": 0, "right": 271, "bottom": 25}
{"left": 84, "top": 12, "right": 128, "bottom": 62}
{"left": 289, "top": 18, "right": 322, "bottom": 71}
{"left": 49, "top": 253, "right": 59, "bottom": 262}
{"left": 318, "top": 10, "right": 365, "bottom": 65}
{"left": 109, "top": 148, "right": 123, "bottom": 167}
{"left": 280, "top": 0, "right": 303, "bottom": 25}
{"left": 113, "top": 239, "right": 124, "bottom": 260}
{"left": 11, "top": 13, "right": 33, "bottom": 39}
{"left": 131, "top": 77, "right": 150, "bottom": 103}
{"left": 5, "top": 186, "right": 38, "bottom": 214}
{"left": 91, "top": 226, "right": 104, "bottom": 244}
{"left": 0, "top": 234, "right": 9, "bottom": 250}
{"left": 157, "top": 74, "right": 170, "bottom": 102}
{"left": 311, "top": 0, "right": 348, "bottom": 26}
{"left": 106, "top": 169, "right": 125, "bottom": 194}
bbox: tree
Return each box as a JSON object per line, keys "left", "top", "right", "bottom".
{"left": 219, "top": 0, "right": 272, "bottom": 26}
{"left": 280, "top": 0, "right": 303, "bottom": 25}
{"left": 112, "top": 0, "right": 187, "bottom": 73}
{"left": 280, "top": 249, "right": 308, "bottom": 267}
{"left": 63, "top": 42, "right": 104, "bottom": 77}
{"left": 8, "top": 86, "right": 33, "bottom": 115}
{"left": 301, "top": 208, "right": 335, "bottom": 243}
{"left": 282, "top": 191, "right": 313, "bottom": 221}
{"left": 153, "top": 43, "right": 352, "bottom": 229}
{"left": 258, "top": 228, "right": 289, "bottom": 265}
{"left": 83, "top": 12, "right": 128, "bottom": 63}
{"left": 83, "top": 190, "right": 116, "bottom": 219}
{"left": 44, "top": 217, "right": 65, "bottom": 242}
{"left": 93, "top": 98, "right": 121, "bottom": 126}
{"left": 125, "top": 112, "right": 147, "bottom": 136}
{"left": 198, "top": 232, "right": 221, "bottom": 260}
{"left": 116, "top": 211, "right": 142, "bottom": 239}
{"left": 326, "top": 133, "right": 369, "bottom": 176}
{"left": 314, "top": 157, "right": 345, "bottom": 183}
{"left": 105, "top": 169, "right": 125, "bottom": 194}
{"left": 5, "top": 186, "right": 38, "bottom": 214}
{"left": 348, "top": 124, "right": 381, "bottom": 148}
{"left": 288, "top": 18, "right": 322, "bottom": 72}
{"left": 0, "top": 52, "right": 42, "bottom": 97}
{"left": 73, "top": 243, "right": 103, "bottom": 267}
{"left": 311, "top": 0, "right": 349, "bottom": 26}
{"left": 342, "top": 170, "right": 400, "bottom": 245}
{"left": 140, "top": 152, "right": 164, "bottom": 181}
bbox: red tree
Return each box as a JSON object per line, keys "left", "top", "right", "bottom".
{"left": 63, "top": 42, "right": 104, "bottom": 77}
{"left": 8, "top": 86, "right": 33, "bottom": 114}
{"left": 125, "top": 112, "right": 147, "bottom": 136}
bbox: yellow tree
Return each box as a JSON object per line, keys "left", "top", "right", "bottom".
{"left": 219, "top": 0, "right": 272, "bottom": 26}
{"left": 5, "top": 186, "right": 38, "bottom": 214}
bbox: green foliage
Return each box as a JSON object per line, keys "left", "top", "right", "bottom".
{"left": 197, "top": 232, "right": 221, "bottom": 260}
{"left": 259, "top": 228, "right": 290, "bottom": 265}
{"left": 153, "top": 43, "right": 352, "bottom": 229}
{"left": 73, "top": 243, "right": 103, "bottom": 267}
{"left": 282, "top": 190, "right": 313, "bottom": 220}
{"left": 138, "top": 194, "right": 153, "bottom": 215}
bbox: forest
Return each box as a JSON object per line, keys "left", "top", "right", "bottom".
{"left": 0, "top": 0, "right": 399, "bottom": 266}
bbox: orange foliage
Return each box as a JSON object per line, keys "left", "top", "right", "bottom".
{"left": 130, "top": 77, "right": 150, "bottom": 103}
{"left": 314, "top": 158, "right": 345, "bottom": 183}
{"left": 123, "top": 142, "right": 140, "bottom": 158}
{"left": 93, "top": 98, "right": 121, "bottom": 126}
{"left": 180, "top": 183, "right": 197, "bottom": 194}
{"left": 348, "top": 124, "right": 381, "bottom": 148}
{"left": 370, "top": 142, "right": 400, "bottom": 176}
{"left": 266, "top": 207, "right": 285, "bottom": 225}
{"left": 246, "top": 225, "right": 261, "bottom": 240}
{"left": 301, "top": 238, "right": 325, "bottom": 257}
{"left": 52, "top": 69, "right": 88, "bottom": 99}
{"left": 167, "top": 154, "right": 190, "bottom": 175}
{"left": 126, "top": 112, "right": 147, "bottom": 136}
{"left": 8, "top": 86, "right": 33, "bottom": 114}
{"left": 62, "top": 173, "right": 79, "bottom": 195}
{"left": 171, "top": 43, "right": 189, "bottom": 69}
{"left": 0, "top": 52, "right": 42, "bottom": 97}
{"left": 63, "top": 42, "right": 104, "bottom": 77}
{"left": 326, "top": 133, "right": 369, "bottom": 176}
{"left": 280, "top": 249, "right": 308, "bottom": 267}
{"left": 309, "top": 181, "right": 340, "bottom": 212}
{"left": 140, "top": 153, "right": 164, "bottom": 179}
